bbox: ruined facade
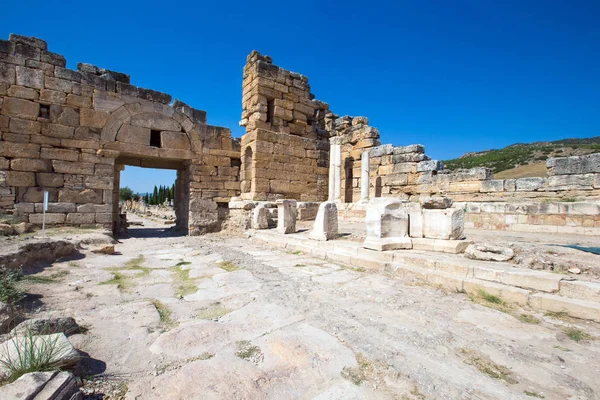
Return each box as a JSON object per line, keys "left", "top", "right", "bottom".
{"left": 1, "top": 34, "right": 599, "bottom": 235}
{"left": 0, "top": 34, "right": 240, "bottom": 235}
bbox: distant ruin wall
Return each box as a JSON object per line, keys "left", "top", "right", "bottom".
{"left": 0, "top": 34, "right": 241, "bottom": 234}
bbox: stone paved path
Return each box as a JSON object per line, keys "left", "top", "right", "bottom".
{"left": 22, "top": 215, "right": 600, "bottom": 399}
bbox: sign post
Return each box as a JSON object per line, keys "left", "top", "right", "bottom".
{"left": 42, "top": 191, "right": 48, "bottom": 238}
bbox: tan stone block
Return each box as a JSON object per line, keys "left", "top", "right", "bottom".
{"left": 95, "top": 213, "right": 113, "bottom": 223}
{"left": 52, "top": 160, "right": 94, "bottom": 175}
{"left": 6, "top": 171, "right": 35, "bottom": 187}
{"left": 37, "top": 172, "right": 64, "bottom": 187}
{"left": 44, "top": 76, "right": 73, "bottom": 92}
{"left": 116, "top": 124, "right": 150, "bottom": 145}
{"left": 58, "top": 188, "right": 102, "bottom": 203}
{"left": 85, "top": 175, "right": 113, "bottom": 190}
{"left": 1, "top": 97, "right": 40, "bottom": 120}
{"left": 542, "top": 214, "right": 566, "bottom": 226}
{"left": 9, "top": 117, "right": 41, "bottom": 134}
{"left": 10, "top": 158, "right": 50, "bottom": 172}
{"left": 2, "top": 132, "right": 29, "bottom": 143}
{"left": 7, "top": 85, "right": 39, "bottom": 100}
{"left": 41, "top": 147, "right": 79, "bottom": 162}
{"left": 79, "top": 108, "right": 109, "bottom": 129}
{"left": 29, "top": 213, "right": 66, "bottom": 225}
{"left": 21, "top": 186, "right": 46, "bottom": 202}
{"left": 39, "top": 89, "right": 66, "bottom": 104}
{"left": 161, "top": 131, "right": 190, "bottom": 149}
{"left": 66, "top": 94, "right": 91, "bottom": 108}
{"left": 41, "top": 122, "right": 74, "bottom": 138}
{"left": 60, "top": 139, "right": 100, "bottom": 150}
{"left": 15, "top": 66, "right": 44, "bottom": 89}
{"left": 66, "top": 212, "right": 96, "bottom": 224}
{"left": 0, "top": 142, "right": 40, "bottom": 158}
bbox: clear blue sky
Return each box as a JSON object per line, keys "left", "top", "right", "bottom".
{"left": 4, "top": 1, "right": 599, "bottom": 192}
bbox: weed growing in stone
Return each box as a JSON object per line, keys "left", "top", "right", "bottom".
{"left": 151, "top": 299, "right": 177, "bottom": 329}
{"left": 524, "top": 390, "right": 545, "bottom": 398}
{"left": 0, "top": 325, "right": 75, "bottom": 384}
{"left": 477, "top": 289, "right": 503, "bottom": 304}
{"left": 459, "top": 348, "right": 518, "bottom": 384}
{"left": 545, "top": 311, "right": 570, "bottom": 320}
{"left": 563, "top": 326, "right": 592, "bottom": 343}
{"left": 196, "top": 302, "right": 230, "bottom": 320}
{"left": 553, "top": 345, "right": 571, "bottom": 352}
{"left": 235, "top": 340, "right": 263, "bottom": 364}
{"left": 218, "top": 261, "right": 240, "bottom": 272}
{"left": 99, "top": 272, "right": 131, "bottom": 292}
{"left": 0, "top": 267, "right": 24, "bottom": 306}
{"left": 517, "top": 313, "right": 541, "bottom": 324}
{"left": 294, "top": 264, "right": 307, "bottom": 267}
{"left": 171, "top": 265, "right": 197, "bottom": 297}
{"left": 341, "top": 353, "right": 373, "bottom": 386}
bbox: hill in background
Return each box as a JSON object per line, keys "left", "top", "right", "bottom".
{"left": 443, "top": 136, "right": 600, "bottom": 178}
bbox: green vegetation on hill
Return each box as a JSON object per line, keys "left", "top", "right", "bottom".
{"left": 444, "top": 136, "right": 600, "bottom": 174}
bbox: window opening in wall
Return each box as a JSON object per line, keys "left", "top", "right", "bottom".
{"left": 39, "top": 104, "right": 50, "bottom": 119}
{"left": 266, "top": 99, "right": 275, "bottom": 123}
{"left": 150, "top": 130, "right": 161, "bottom": 147}
{"left": 231, "top": 158, "right": 241, "bottom": 168}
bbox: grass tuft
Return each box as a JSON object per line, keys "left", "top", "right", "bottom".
{"left": 171, "top": 263, "right": 197, "bottom": 297}
{"left": 516, "top": 314, "right": 540, "bottom": 324}
{"left": 150, "top": 299, "right": 177, "bottom": 329}
{"left": 235, "top": 340, "right": 263, "bottom": 363}
{"left": 196, "top": 302, "right": 230, "bottom": 320}
{"left": 0, "top": 325, "right": 76, "bottom": 384}
{"left": 544, "top": 311, "right": 571, "bottom": 321}
{"left": 477, "top": 288, "right": 503, "bottom": 304}
{"left": 459, "top": 348, "right": 518, "bottom": 384}
{"left": 99, "top": 272, "right": 131, "bottom": 292}
{"left": 563, "top": 326, "right": 592, "bottom": 343}
{"left": 524, "top": 390, "right": 545, "bottom": 398}
{"left": 218, "top": 261, "right": 240, "bottom": 272}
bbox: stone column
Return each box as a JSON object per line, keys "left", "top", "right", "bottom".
{"left": 361, "top": 150, "right": 370, "bottom": 201}
{"left": 329, "top": 137, "right": 342, "bottom": 202}
{"left": 309, "top": 201, "right": 338, "bottom": 241}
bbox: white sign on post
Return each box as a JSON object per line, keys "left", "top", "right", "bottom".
{"left": 42, "top": 191, "right": 49, "bottom": 238}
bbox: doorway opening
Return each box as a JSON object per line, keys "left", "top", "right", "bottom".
{"left": 115, "top": 158, "right": 189, "bottom": 238}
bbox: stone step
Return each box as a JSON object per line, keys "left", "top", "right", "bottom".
{"left": 250, "top": 230, "right": 600, "bottom": 321}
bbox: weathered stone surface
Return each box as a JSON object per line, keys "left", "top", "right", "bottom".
{"left": 1, "top": 97, "right": 40, "bottom": 119}
{"left": 10, "top": 158, "right": 50, "bottom": 172}
{"left": 420, "top": 196, "right": 452, "bottom": 209}
{"left": 15, "top": 65, "right": 44, "bottom": 89}
{"left": 276, "top": 199, "right": 296, "bottom": 234}
{"left": 10, "top": 117, "right": 41, "bottom": 134}
{"left": 515, "top": 177, "right": 546, "bottom": 191}
{"left": 0, "top": 371, "right": 57, "bottom": 399}
{"left": 129, "top": 113, "right": 181, "bottom": 132}
{"left": 52, "top": 161, "right": 94, "bottom": 175}
{"left": 91, "top": 245, "right": 115, "bottom": 255}
{"left": 12, "top": 222, "right": 32, "bottom": 234}
{"left": 41, "top": 147, "right": 79, "bottom": 162}
{"left": 80, "top": 108, "right": 109, "bottom": 128}
{"left": 422, "top": 208, "right": 465, "bottom": 240}
{"left": 29, "top": 213, "right": 66, "bottom": 224}
{"left": 364, "top": 198, "right": 412, "bottom": 251}
{"left": 416, "top": 160, "right": 443, "bottom": 172}
{"left": 547, "top": 174, "right": 595, "bottom": 189}
{"left": 547, "top": 153, "right": 600, "bottom": 175}
{"left": 464, "top": 244, "right": 514, "bottom": 262}
{"left": 161, "top": 131, "right": 190, "bottom": 149}
{"left": 12, "top": 317, "right": 80, "bottom": 336}
{"left": 7, "top": 85, "right": 39, "bottom": 100}
{"left": 405, "top": 202, "right": 423, "bottom": 238}
{"left": 309, "top": 201, "right": 338, "bottom": 241}
{"left": 252, "top": 204, "right": 268, "bottom": 229}
{"left": 0, "top": 142, "right": 40, "bottom": 158}
{"left": 0, "top": 223, "right": 14, "bottom": 236}
{"left": 58, "top": 188, "right": 102, "bottom": 203}
{"left": 66, "top": 212, "right": 96, "bottom": 224}
{"left": 6, "top": 171, "right": 35, "bottom": 187}
{"left": 480, "top": 179, "right": 504, "bottom": 192}
{"left": 0, "top": 301, "right": 14, "bottom": 332}
{"left": 117, "top": 124, "right": 150, "bottom": 145}
{"left": 37, "top": 173, "right": 64, "bottom": 187}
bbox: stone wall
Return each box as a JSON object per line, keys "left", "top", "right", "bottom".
{"left": 0, "top": 34, "right": 241, "bottom": 234}
{"left": 239, "top": 51, "right": 329, "bottom": 201}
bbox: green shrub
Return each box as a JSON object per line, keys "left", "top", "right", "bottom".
{"left": 0, "top": 267, "right": 25, "bottom": 305}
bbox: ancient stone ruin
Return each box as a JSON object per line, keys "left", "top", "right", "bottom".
{"left": 1, "top": 33, "right": 599, "bottom": 237}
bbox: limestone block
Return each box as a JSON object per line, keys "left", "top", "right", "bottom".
{"left": 464, "top": 244, "right": 514, "bottom": 261}
{"left": 39, "top": 123, "right": 74, "bottom": 139}
{"left": 0, "top": 63, "right": 16, "bottom": 84}
{"left": 15, "top": 66, "right": 44, "bottom": 89}
{"left": 7, "top": 85, "right": 39, "bottom": 100}
{"left": 34, "top": 202, "right": 76, "bottom": 213}
{"left": 416, "top": 160, "right": 443, "bottom": 172}
{"left": 420, "top": 196, "right": 452, "bottom": 209}
{"left": 422, "top": 208, "right": 465, "bottom": 240}
{"left": 405, "top": 202, "right": 423, "bottom": 238}
{"left": 252, "top": 204, "right": 269, "bottom": 229}
{"left": 39, "top": 88, "right": 66, "bottom": 104}
{"left": 130, "top": 113, "right": 181, "bottom": 132}
{"left": 41, "top": 147, "right": 79, "bottom": 162}
{"left": 66, "top": 212, "right": 96, "bottom": 224}
{"left": 116, "top": 124, "right": 150, "bottom": 145}
{"left": 480, "top": 179, "right": 504, "bottom": 192}
{"left": 276, "top": 199, "right": 296, "bottom": 234}
{"left": 22, "top": 187, "right": 46, "bottom": 202}
{"left": 547, "top": 153, "right": 600, "bottom": 175}
{"left": 29, "top": 213, "right": 66, "bottom": 224}
{"left": 80, "top": 108, "right": 109, "bottom": 128}
{"left": 1, "top": 97, "right": 40, "bottom": 119}
{"left": 161, "top": 131, "right": 190, "bottom": 149}
{"left": 363, "top": 197, "right": 412, "bottom": 251}
{"left": 547, "top": 174, "right": 595, "bottom": 190}
{"left": 369, "top": 144, "right": 394, "bottom": 157}
{"left": 58, "top": 189, "right": 102, "bottom": 204}
{"left": 393, "top": 144, "right": 424, "bottom": 154}
{"left": 10, "top": 158, "right": 50, "bottom": 172}
{"left": 10, "top": 117, "right": 41, "bottom": 134}
{"left": 515, "top": 177, "right": 546, "bottom": 191}
{"left": 6, "top": 171, "right": 35, "bottom": 187}
{"left": 37, "top": 172, "right": 64, "bottom": 187}
{"left": 95, "top": 213, "right": 113, "bottom": 224}
{"left": 309, "top": 201, "right": 338, "bottom": 241}
{"left": 85, "top": 175, "right": 113, "bottom": 190}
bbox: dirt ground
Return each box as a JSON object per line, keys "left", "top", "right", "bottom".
{"left": 16, "top": 214, "right": 600, "bottom": 399}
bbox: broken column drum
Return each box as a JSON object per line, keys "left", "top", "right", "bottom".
{"left": 309, "top": 201, "right": 338, "bottom": 241}
{"left": 363, "top": 198, "right": 412, "bottom": 251}
{"left": 276, "top": 199, "right": 297, "bottom": 234}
